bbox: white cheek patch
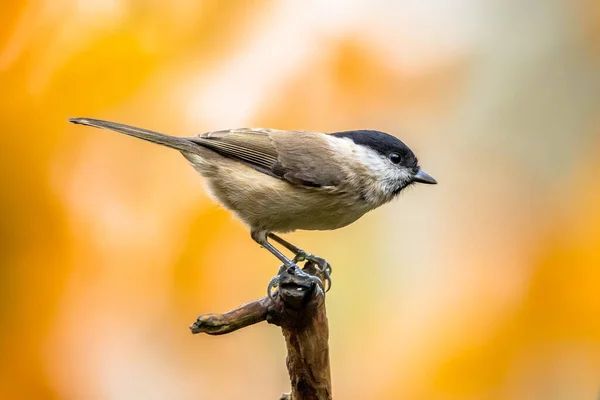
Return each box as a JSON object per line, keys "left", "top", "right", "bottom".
{"left": 324, "top": 135, "right": 413, "bottom": 205}
{"left": 354, "top": 146, "right": 412, "bottom": 197}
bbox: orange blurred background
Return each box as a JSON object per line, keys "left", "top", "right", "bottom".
{"left": 2, "top": 1, "right": 600, "bottom": 399}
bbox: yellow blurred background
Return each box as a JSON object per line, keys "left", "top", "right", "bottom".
{"left": 2, "top": 1, "right": 600, "bottom": 399}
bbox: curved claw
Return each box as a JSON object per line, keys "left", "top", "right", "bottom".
{"left": 323, "top": 274, "right": 332, "bottom": 292}
{"left": 307, "top": 275, "right": 326, "bottom": 296}
{"left": 304, "top": 255, "right": 331, "bottom": 274}
{"left": 302, "top": 256, "right": 332, "bottom": 292}
{"left": 321, "top": 262, "right": 332, "bottom": 292}
{"left": 267, "top": 276, "right": 280, "bottom": 300}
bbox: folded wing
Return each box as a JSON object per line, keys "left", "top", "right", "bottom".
{"left": 191, "top": 128, "right": 344, "bottom": 188}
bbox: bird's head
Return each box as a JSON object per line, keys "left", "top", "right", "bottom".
{"left": 331, "top": 130, "right": 437, "bottom": 201}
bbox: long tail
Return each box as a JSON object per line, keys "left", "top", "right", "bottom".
{"left": 69, "top": 118, "right": 200, "bottom": 153}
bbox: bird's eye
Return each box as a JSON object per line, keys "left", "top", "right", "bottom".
{"left": 389, "top": 153, "right": 402, "bottom": 164}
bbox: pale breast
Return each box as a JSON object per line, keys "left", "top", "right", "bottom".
{"left": 199, "top": 158, "right": 367, "bottom": 233}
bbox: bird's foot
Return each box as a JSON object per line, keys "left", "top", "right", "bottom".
{"left": 292, "top": 252, "right": 332, "bottom": 292}
{"left": 267, "top": 264, "right": 325, "bottom": 300}
{"left": 267, "top": 265, "right": 287, "bottom": 300}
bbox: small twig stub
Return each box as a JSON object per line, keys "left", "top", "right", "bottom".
{"left": 191, "top": 262, "right": 332, "bottom": 400}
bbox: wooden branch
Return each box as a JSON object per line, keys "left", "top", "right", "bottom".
{"left": 190, "top": 262, "right": 332, "bottom": 400}
{"left": 190, "top": 297, "right": 270, "bottom": 335}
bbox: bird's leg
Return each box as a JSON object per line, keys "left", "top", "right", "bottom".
{"left": 268, "top": 233, "right": 332, "bottom": 291}
{"left": 267, "top": 233, "right": 307, "bottom": 261}
{"left": 268, "top": 233, "right": 332, "bottom": 274}
{"left": 252, "top": 230, "right": 297, "bottom": 269}
{"left": 251, "top": 230, "right": 324, "bottom": 298}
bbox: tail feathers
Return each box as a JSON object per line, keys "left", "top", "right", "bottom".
{"left": 69, "top": 118, "right": 199, "bottom": 153}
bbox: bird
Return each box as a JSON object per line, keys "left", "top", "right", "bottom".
{"left": 69, "top": 118, "right": 437, "bottom": 292}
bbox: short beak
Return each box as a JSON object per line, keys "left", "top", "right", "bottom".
{"left": 412, "top": 169, "right": 437, "bottom": 184}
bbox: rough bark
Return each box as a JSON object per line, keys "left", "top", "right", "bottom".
{"left": 190, "top": 262, "right": 331, "bottom": 400}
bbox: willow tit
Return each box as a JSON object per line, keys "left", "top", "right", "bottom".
{"left": 69, "top": 118, "right": 436, "bottom": 290}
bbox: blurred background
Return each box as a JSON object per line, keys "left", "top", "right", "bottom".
{"left": 1, "top": 0, "right": 600, "bottom": 399}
